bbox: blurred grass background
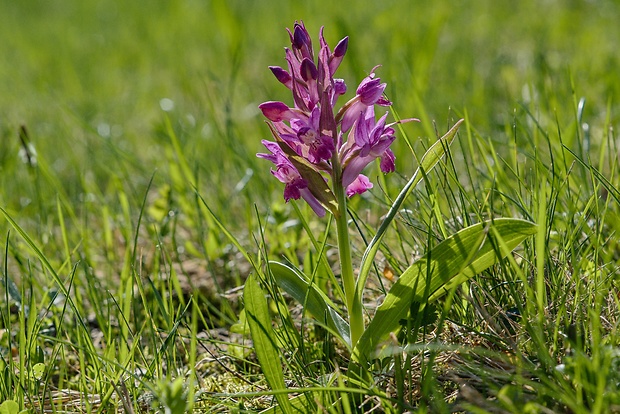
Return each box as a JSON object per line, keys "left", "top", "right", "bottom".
{"left": 2, "top": 0, "right": 618, "bottom": 221}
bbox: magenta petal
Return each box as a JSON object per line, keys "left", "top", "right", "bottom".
{"left": 346, "top": 174, "right": 373, "bottom": 197}
{"left": 355, "top": 73, "right": 375, "bottom": 94}
{"left": 259, "top": 101, "right": 293, "bottom": 122}
{"left": 260, "top": 139, "right": 281, "bottom": 154}
{"left": 333, "top": 78, "right": 347, "bottom": 96}
{"left": 354, "top": 108, "right": 374, "bottom": 147}
{"left": 300, "top": 188, "right": 326, "bottom": 217}
{"left": 340, "top": 101, "right": 365, "bottom": 133}
{"left": 380, "top": 149, "right": 396, "bottom": 173}
{"left": 333, "top": 36, "right": 348, "bottom": 58}
{"left": 359, "top": 79, "right": 386, "bottom": 105}
{"left": 377, "top": 96, "right": 392, "bottom": 106}
{"left": 367, "top": 135, "right": 395, "bottom": 158}
{"left": 300, "top": 58, "right": 318, "bottom": 81}
{"left": 365, "top": 111, "right": 390, "bottom": 145}
{"left": 331, "top": 78, "right": 347, "bottom": 107}
{"left": 283, "top": 176, "right": 307, "bottom": 201}
{"left": 269, "top": 66, "right": 292, "bottom": 88}
{"left": 342, "top": 156, "right": 372, "bottom": 188}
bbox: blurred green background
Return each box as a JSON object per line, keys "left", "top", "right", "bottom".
{"left": 1, "top": 0, "right": 619, "bottom": 222}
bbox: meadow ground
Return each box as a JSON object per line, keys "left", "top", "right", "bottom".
{"left": 0, "top": 0, "right": 619, "bottom": 412}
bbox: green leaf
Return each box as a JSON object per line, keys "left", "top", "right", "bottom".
{"left": 286, "top": 150, "right": 338, "bottom": 214}
{"left": 356, "top": 119, "right": 465, "bottom": 301}
{"left": 244, "top": 274, "right": 293, "bottom": 414}
{"left": 32, "top": 362, "right": 46, "bottom": 381}
{"left": 352, "top": 218, "right": 536, "bottom": 368}
{"left": 270, "top": 261, "right": 350, "bottom": 347}
{"left": 0, "top": 401, "right": 19, "bottom": 414}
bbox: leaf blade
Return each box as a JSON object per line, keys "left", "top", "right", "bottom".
{"left": 270, "top": 261, "right": 350, "bottom": 347}
{"left": 244, "top": 274, "right": 294, "bottom": 413}
{"left": 352, "top": 218, "right": 536, "bottom": 367}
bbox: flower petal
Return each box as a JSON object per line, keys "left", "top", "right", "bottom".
{"left": 342, "top": 155, "right": 373, "bottom": 188}
{"left": 380, "top": 148, "right": 396, "bottom": 173}
{"left": 300, "top": 188, "right": 326, "bottom": 216}
{"left": 259, "top": 101, "right": 294, "bottom": 122}
{"left": 269, "top": 66, "right": 292, "bottom": 88}
{"left": 340, "top": 100, "right": 364, "bottom": 133}
{"left": 346, "top": 174, "right": 373, "bottom": 197}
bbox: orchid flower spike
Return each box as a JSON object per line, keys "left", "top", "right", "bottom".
{"left": 258, "top": 21, "right": 418, "bottom": 216}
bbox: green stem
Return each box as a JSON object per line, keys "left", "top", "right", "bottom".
{"left": 332, "top": 166, "right": 364, "bottom": 348}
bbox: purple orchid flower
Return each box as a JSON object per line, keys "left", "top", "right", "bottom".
{"left": 257, "top": 140, "right": 326, "bottom": 217}
{"left": 290, "top": 106, "right": 335, "bottom": 163}
{"left": 257, "top": 21, "right": 416, "bottom": 216}
{"left": 340, "top": 106, "right": 396, "bottom": 188}
{"left": 260, "top": 103, "right": 334, "bottom": 164}
{"left": 337, "top": 66, "right": 393, "bottom": 133}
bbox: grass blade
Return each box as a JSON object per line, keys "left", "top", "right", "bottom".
{"left": 244, "top": 274, "right": 294, "bottom": 414}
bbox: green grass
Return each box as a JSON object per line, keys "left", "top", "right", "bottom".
{"left": 1, "top": 0, "right": 619, "bottom": 412}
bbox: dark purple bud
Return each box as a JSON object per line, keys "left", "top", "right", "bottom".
{"left": 269, "top": 66, "right": 292, "bottom": 86}
{"left": 291, "top": 22, "right": 314, "bottom": 61}
{"left": 328, "top": 37, "right": 348, "bottom": 75}
{"left": 333, "top": 36, "right": 348, "bottom": 58}
{"left": 300, "top": 58, "right": 318, "bottom": 82}
{"left": 293, "top": 23, "right": 311, "bottom": 50}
